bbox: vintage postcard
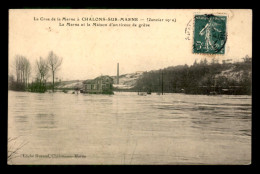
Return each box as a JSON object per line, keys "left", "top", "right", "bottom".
{"left": 8, "top": 9, "right": 252, "bottom": 165}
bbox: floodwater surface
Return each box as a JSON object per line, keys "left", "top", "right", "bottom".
{"left": 8, "top": 90, "right": 251, "bottom": 164}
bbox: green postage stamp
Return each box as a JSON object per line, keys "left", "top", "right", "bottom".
{"left": 193, "top": 14, "right": 227, "bottom": 54}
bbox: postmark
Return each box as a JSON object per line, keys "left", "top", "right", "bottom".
{"left": 193, "top": 14, "right": 227, "bottom": 54}
{"left": 185, "top": 19, "right": 192, "bottom": 40}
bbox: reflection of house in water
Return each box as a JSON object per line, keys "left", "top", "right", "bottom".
{"left": 82, "top": 75, "right": 114, "bottom": 94}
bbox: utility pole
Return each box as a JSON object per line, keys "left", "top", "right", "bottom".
{"left": 161, "top": 70, "right": 164, "bottom": 95}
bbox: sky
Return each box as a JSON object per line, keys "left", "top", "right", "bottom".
{"left": 9, "top": 9, "right": 252, "bottom": 81}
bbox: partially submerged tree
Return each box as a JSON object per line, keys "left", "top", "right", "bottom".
{"left": 34, "top": 57, "right": 49, "bottom": 92}
{"left": 12, "top": 55, "right": 31, "bottom": 90}
{"left": 25, "top": 60, "right": 31, "bottom": 87}
{"left": 47, "top": 51, "right": 63, "bottom": 92}
{"left": 37, "top": 57, "right": 49, "bottom": 81}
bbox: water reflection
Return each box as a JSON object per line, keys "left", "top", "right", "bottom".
{"left": 14, "top": 115, "right": 28, "bottom": 123}
{"left": 8, "top": 91, "right": 251, "bottom": 164}
{"left": 35, "top": 113, "right": 57, "bottom": 129}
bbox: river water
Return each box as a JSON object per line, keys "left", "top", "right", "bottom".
{"left": 8, "top": 90, "right": 251, "bottom": 165}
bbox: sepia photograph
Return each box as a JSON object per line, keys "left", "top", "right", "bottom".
{"left": 8, "top": 9, "right": 252, "bottom": 165}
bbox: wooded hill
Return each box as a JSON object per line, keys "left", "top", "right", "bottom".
{"left": 134, "top": 58, "right": 252, "bottom": 95}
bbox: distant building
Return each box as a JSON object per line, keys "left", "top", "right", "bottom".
{"left": 83, "top": 75, "right": 114, "bottom": 94}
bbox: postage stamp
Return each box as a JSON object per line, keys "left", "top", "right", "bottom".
{"left": 193, "top": 14, "right": 227, "bottom": 54}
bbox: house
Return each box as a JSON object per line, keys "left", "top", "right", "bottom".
{"left": 83, "top": 75, "right": 114, "bottom": 94}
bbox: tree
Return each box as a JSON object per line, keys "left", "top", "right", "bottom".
{"left": 13, "top": 55, "right": 31, "bottom": 90}
{"left": 242, "top": 55, "right": 252, "bottom": 63}
{"left": 193, "top": 59, "right": 198, "bottom": 66}
{"left": 47, "top": 51, "right": 63, "bottom": 92}
{"left": 36, "top": 57, "right": 49, "bottom": 92}
{"left": 8, "top": 74, "right": 15, "bottom": 90}
{"left": 24, "top": 58, "right": 31, "bottom": 87}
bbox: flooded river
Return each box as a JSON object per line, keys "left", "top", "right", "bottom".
{"left": 8, "top": 90, "right": 251, "bottom": 165}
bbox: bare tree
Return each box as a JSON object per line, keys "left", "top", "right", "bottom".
{"left": 8, "top": 136, "right": 28, "bottom": 163}
{"left": 24, "top": 58, "right": 31, "bottom": 87}
{"left": 36, "top": 57, "right": 49, "bottom": 87}
{"left": 13, "top": 55, "right": 31, "bottom": 89}
{"left": 14, "top": 55, "right": 22, "bottom": 83}
{"left": 47, "top": 51, "right": 63, "bottom": 92}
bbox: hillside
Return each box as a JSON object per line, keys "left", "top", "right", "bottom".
{"left": 134, "top": 58, "right": 252, "bottom": 95}
{"left": 55, "top": 80, "right": 84, "bottom": 89}
{"left": 55, "top": 58, "right": 252, "bottom": 95}
{"left": 111, "top": 71, "right": 143, "bottom": 89}
{"left": 55, "top": 71, "right": 143, "bottom": 90}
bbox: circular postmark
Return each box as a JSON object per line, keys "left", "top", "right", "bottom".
{"left": 185, "top": 19, "right": 192, "bottom": 40}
